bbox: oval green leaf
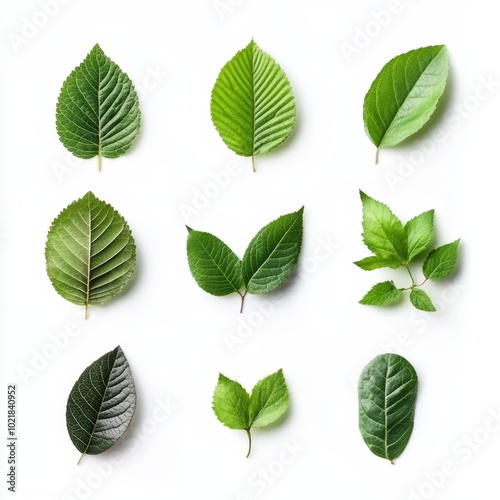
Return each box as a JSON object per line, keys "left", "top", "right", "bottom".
{"left": 186, "top": 227, "right": 244, "bottom": 297}
{"left": 242, "top": 207, "right": 304, "bottom": 294}
{"left": 358, "top": 353, "right": 418, "bottom": 463}
{"left": 423, "top": 239, "right": 460, "bottom": 281}
{"left": 210, "top": 39, "right": 296, "bottom": 171}
{"left": 45, "top": 191, "right": 136, "bottom": 318}
{"left": 363, "top": 45, "right": 448, "bottom": 162}
{"left": 56, "top": 44, "right": 141, "bottom": 171}
{"left": 213, "top": 374, "right": 250, "bottom": 430}
{"left": 359, "top": 281, "right": 402, "bottom": 306}
{"left": 66, "top": 346, "right": 136, "bottom": 464}
{"left": 410, "top": 288, "right": 436, "bottom": 312}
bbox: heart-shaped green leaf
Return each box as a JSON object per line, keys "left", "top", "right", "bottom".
{"left": 358, "top": 353, "right": 418, "bottom": 463}
{"left": 242, "top": 207, "right": 304, "bottom": 294}
{"left": 56, "top": 44, "right": 141, "bottom": 171}
{"left": 210, "top": 39, "right": 296, "bottom": 171}
{"left": 66, "top": 346, "right": 136, "bottom": 464}
{"left": 45, "top": 191, "right": 136, "bottom": 318}
{"left": 363, "top": 45, "right": 448, "bottom": 162}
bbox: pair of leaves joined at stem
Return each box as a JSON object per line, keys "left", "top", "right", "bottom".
{"left": 66, "top": 346, "right": 136, "bottom": 464}
{"left": 211, "top": 40, "right": 296, "bottom": 172}
{"left": 186, "top": 207, "right": 304, "bottom": 312}
{"left": 358, "top": 353, "right": 418, "bottom": 463}
{"left": 213, "top": 369, "right": 290, "bottom": 457}
{"left": 45, "top": 192, "right": 136, "bottom": 318}
{"left": 56, "top": 44, "right": 141, "bottom": 171}
{"left": 363, "top": 45, "right": 448, "bottom": 163}
{"left": 355, "top": 191, "right": 460, "bottom": 311}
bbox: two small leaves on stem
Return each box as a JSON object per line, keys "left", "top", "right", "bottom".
{"left": 358, "top": 354, "right": 418, "bottom": 463}
{"left": 355, "top": 191, "right": 460, "bottom": 311}
{"left": 66, "top": 346, "right": 136, "bottom": 464}
{"left": 213, "top": 369, "right": 290, "bottom": 458}
{"left": 363, "top": 45, "right": 448, "bottom": 163}
{"left": 186, "top": 207, "right": 304, "bottom": 312}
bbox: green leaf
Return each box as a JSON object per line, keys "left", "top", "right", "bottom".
{"left": 410, "top": 288, "right": 436, "bottom": 312}
{"left": 354, "top": 256, "right": 400, "bottom": 271}
{"left": 405, "top": 210, "right": 434, "bottom": 262}
{"left": 359, "top": 191, "right": 407, "bottom": 266}
{"left": 213, "top": 374, "right": 250, "bottom": 430}
{"left": 213, "top": 369, "right": 290, "bottom": 457}
{"left": 249, "top": 369, "right": 289, "bottom": 428}
{"left": 66, "top": 346, "right": 136, "bottom": 464}
{"left": 423, "top": 239, "right": 460, "bottom": 280}
{"left": 242, "top": 207, "right": 303, "bottom": 294}
{"left": 210, "top": 39, "right": 296, "bottom": 171}
{"left": 363, "top": 45, "right": 448, "bottom": 162}
{"left": 186, "top": 228, "right": 244, "bottom": 297}
{"left": 358, "top": 353, "right": 418, "bottom": 463}
{"left": 359, "top": 281, "right": 402, "bottom": 306}
{"left": 56, "top": 44, "right": 141, "bottom": 171}
{"left": 45, "top": 191, "right": 136, "bottom": 318}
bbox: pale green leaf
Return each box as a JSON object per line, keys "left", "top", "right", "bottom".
{"left": 186, "top": 228, "right": 243, "bottom": 296}
{"left": 358, "top": 353, "right": 418, "bottom": 462}
{"left": 363, "top": 45, "right": 448, "bottom": 161}
{"left": 359, "top": 281, "right": 402, "bottom": 306}
{"left": 360, "top": 191, "right": 407, "bottom": 266}
{"left": 354, "top": 256, "right": 400, "bottom": 271}
{"left": 405, "top": 210, "right": 434, "bottom": 262}
{"left": 66, "top": 346, "right": 136, "bottom": 464}
{"left": 410, "top": 288, "right": 436, "bottom": 312}
{"left": 213, "top": 374, "right": 250, "bottom": 430}
{"left": 56, "top": 44, "right": 141, "bottom": 171}
{"left": 210, "top": 39, "right": 296, "bottom": 171}
{"left": 423, "top": 239, "right": 460, "bottom": 280}
{"left": 242, "top": 207, "right": 303, "bottom": 294}
{"left": 45, "top": 191, "right": 136, "bottom": 318}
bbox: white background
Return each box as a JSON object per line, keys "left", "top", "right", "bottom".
{"left": 1, "top": 1, "right": 499, "bottom": 499}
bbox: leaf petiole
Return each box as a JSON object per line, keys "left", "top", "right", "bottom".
{"left": 238, "top": 291, "right": 248, "bottom": 314}
{"left": 245, "top": 428, "right": 252, "bottom": 458}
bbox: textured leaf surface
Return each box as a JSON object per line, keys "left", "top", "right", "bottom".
{"left": 423, "top": 239, "right": 460, "bottom": 280}
{"left": 210, "top": 39, "right": 296, "bottom": 170}
{"left": 354, "top": 255, "right": 398, "bottom": 271}
{"left": 363, "top": 45, "right": 448, "bottom": 159}
{"left": 359, "top": 281, "right": 402, "bottom": 306}
{"left": 405, "top": 210, "right": 434, "bottom": 262}
{"left": 186, "top": 228, "right": 243, "bottom": 296}
{"left": 45, "top": 191, "right": 136, "bottom": 317}
{"left": 249, "top": 369, "right": 289, "bottom": 428}
{"left": 358, "top": 353, "right": 418, "bottom": 462}
{"left": 66, "top": 346, "right": 136, "bottom": 463}
{"left": 410, "top": 288, "right": 436, "bottom": 312}
{"left": 213, "top": 369, "right": 289, "bottom": 457}
{"left": 242, "top": 207, "right": 303, "bottom": 294}
{"left": 56, "top": 44, "right": 141, "bottom": 170}
{"left": 360, "top": 192, "right": 406, "bottom": 266}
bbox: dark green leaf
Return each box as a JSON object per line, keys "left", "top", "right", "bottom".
{"left": 423, "top": 239, "right": 460, "bottom": 280}
{"left": 410, "top": 288, "right": 436, "bottom": 312}
{"left": 242, "top": 207, "right": 303, "bottom": 294}
{"left": 359, "top": 281, "right": 402, "bottom": 306}
{"left": 66, "top": 346, "right": 136, "bottom": 463}
{"left": 45, "top": 192, "right": 136, "bottom": 318}
{"left": 56, "top": 44, "right": 141, "bottom": 171}
{"left": 358, "top": 353, "right": 418, "bottom": 462}
{"left": 210, "top": 39, "right": 296, "bottom": 171}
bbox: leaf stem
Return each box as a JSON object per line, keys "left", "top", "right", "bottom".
{"left": 238, "top": 291, "right": 247, "bottom": 314}
{"left": 85, "top": 303, "right": 88, "bottom": 320}
{"left": 77, "top": 452, "right": 85, "bottom": 465}
{"left": 251, "top": 155, "right": 255, "bottom": 172}
{"left": 245, "top": 428, "right": 252, "bottom": 458}
{"left": 97, "top": 154, "right": 101, "bottom": 172}
{"left": 405, "top": 265, "right": 416, "bottom": 287}
{"left": 375, "top": 148, "right": 379, "bottom": 165}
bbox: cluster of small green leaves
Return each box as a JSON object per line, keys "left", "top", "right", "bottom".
{"left": 213, "top": 369, "right": 290, "bottom": 457}
{"left": 363, "top": 45, "right": 448, "bottom": 163}
{"left": 187, "top": 207, "right": 304, "bottom": 312}
{"left": 355, "top": 191, "right": 460, "bottom": 311}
